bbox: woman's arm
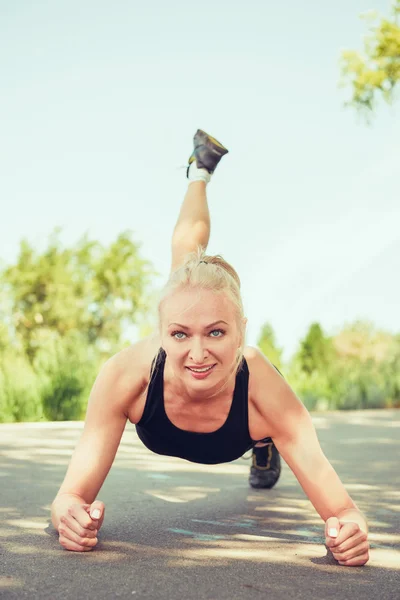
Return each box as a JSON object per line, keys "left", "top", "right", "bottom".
{"left": 51, "top": 344, "right": 146, "bottom": 530}
{"left": 249, "top": 349, "right": 370, "bottom": 566}
{"left": 249, "top": 348, "right": 366, "bottom": 525}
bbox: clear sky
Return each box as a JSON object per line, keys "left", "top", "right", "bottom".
{"left": 1, "top": 0, "right": 399, "bottom": 360}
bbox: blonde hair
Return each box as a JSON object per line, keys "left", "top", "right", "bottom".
{"left": 148, "top": 246, "right": 246, "bottom": 397}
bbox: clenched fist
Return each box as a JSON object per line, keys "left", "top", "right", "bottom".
{"left": 56, "top": 500, "right": 105, "bottom": 552}
{"left": 325, "top": 516, "right": 370, "bottom": 567}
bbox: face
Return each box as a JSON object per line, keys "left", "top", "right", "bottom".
{"left": 160, "top": 288, "right": 245, "bottom": 393}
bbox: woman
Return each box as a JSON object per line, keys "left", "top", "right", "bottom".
{"left": 51, "top": 130, "right": 370, "bottom": 567}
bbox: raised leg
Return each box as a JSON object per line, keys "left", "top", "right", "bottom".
{"left": 169, "top": 129, "right": 229, "bottom": 273}
{"left": 170, "top": 181, "right": 210, "bottom": 273}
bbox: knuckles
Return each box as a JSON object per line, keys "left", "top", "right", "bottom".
{"left": 335, "top": 546, "right": 370, "bottom": 564}
{"left": 80, "top": 537, "right": 91, "bottom": 547}
{"left": 81, "top": 537, "right": 98, "bottom": 547}
{"left": 58, "top": 536, "right": 97, "bottom": 552}
{"left": 335, "top": 549, "right": 353, "bottom": 561}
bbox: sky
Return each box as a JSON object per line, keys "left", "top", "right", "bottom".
{"left": 1, "top": 0, "right": 399, "bottom": 360}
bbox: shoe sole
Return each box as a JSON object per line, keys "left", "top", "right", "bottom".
{"left": 188, "top": 129, "right": 229, "bottom": 174}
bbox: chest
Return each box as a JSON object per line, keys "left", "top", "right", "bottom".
{"left": 163, "top": 389, "right": 234, "bottom": 433}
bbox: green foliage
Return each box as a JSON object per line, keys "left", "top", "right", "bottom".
{"left": 288, "top": 361, "right": 332, "bottom": 412}
{"left": 0, "top": 230, "right": 156, "bottom": 422}
{"left": 329, "top": 359, "right": 388, "bottom": 410}
{"left": 340, "top": 0, "right": 400, "bottom": 114}
{"left": 256, "top": 322, "right": 283, "bottom": 370}
{"left": 296, "top": 323, "right": 333, "bottom": 376}
{"left": 383, "top": 334, "right": 400, "bottom": 406}
{"left": 2, "top": 228, "right": 157, "bottom": 362}
{"left": 287, "top": 320, "right": 399, "bottom": 410}
{"left": 33, "top": 330, "right": 102, "bottom": 421}
{"left": 0, "top": 352, "right": 44, "bottom": 422}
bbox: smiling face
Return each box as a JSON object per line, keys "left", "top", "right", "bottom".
{"left": 160, "top": 287, "right": 245, "bottom": 395}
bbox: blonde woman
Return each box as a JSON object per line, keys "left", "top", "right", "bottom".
{"left": 51, "top": 130, "right": 370, "bottom": 567}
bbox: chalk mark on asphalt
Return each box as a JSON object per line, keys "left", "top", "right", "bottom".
{"left": 168, "top": 528, "right": 226, "bottom": 541}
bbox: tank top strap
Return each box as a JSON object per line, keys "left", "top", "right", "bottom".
{"left": 225, "top": 356, "right": 251, "bottom": 432}
{"left": 136, "top": 347, "right": 165, "bottom": 426}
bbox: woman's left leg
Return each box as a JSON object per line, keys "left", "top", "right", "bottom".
{"left": 169, "top": 129, "right": 229, "bottom": 273}
{"left": 170, "top": 181, "right": 210, "bottom": 273}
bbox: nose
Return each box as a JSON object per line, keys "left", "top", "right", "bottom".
{"left": 189, "top": 338, "right": 208, "bottom": 364}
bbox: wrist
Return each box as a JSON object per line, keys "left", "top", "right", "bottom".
{"left": 336, "top": 508, "right": 368, "bottom": 534}
{"left": 51, "top": 493, "right": 87, "bottom": 529}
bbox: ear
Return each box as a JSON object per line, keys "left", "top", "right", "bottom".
{"left": 243, "top": 317, "right": 248, "bottom": 326}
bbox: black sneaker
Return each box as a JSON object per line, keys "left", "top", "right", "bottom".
{"left": 249, "top": 441, "right": 281, "bottom": 489}
{"left": 187, "top": 129, "right": 229, "bottom": 176}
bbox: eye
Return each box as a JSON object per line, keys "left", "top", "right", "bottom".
{"left": 171, "top": 331, "right": 186, "bottom": 340}
{"left": 170, "top": 329, "right": 226, "bottom": 340}
{"left": 210, "top": 329, "right": 225, "bottom": 337}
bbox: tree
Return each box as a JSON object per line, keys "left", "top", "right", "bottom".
{"left": 0, "top": 283, "right": 12, "bottom": 354}
{"left": 286, "top": 323, "right": 333, "bottom": 411}
{"left": 332, "top": 320, "right": 393, "bottom": 362}
{"left": 340, "top": 0, "right": 400, "bottom": 114}
{"left": 256, "top": 322, "right": 283, "bottom": 370}
{"left": 297, "top": 322, "right": 333, "bottom": 376}
{"left": 1, "top": 228, "right": 157, "bottom": 361}
{"left": 331, "top": 321, "right": 397, "bottom": 409}
{"left": 384, "top": 333, "right": 400, "bottom": 406}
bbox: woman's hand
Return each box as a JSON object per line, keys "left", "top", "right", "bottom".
{"left": 325, "top": 516, "right": 370, "bottom": 567}
{"left": 57, "top": 500, "right": 105, "bottom": 552}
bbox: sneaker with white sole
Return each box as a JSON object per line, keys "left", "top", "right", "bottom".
{"left": 187, "top": 129, "right": 229, "bottom": 178}
{"left": 249, "top": 441, "right": 281, "bottom": 489}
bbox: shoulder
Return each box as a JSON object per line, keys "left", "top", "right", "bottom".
{"left": 114, "top": 334, "right": 161, "bottom": 369}
{"left": 243, "top": 345, "right": 309, "bottom": 441}
{"left": 111, "top": 333, "right": 161, "bottom": 379}
{"left": 100, "top": 334, "right": 161, "bottom": 412}
{"left": 243, "top": 346, "right": 279, "bottom": 404}
{"left": 242, "top": 345, "right": 283, "bottom": 390}
{"left": 243, "top": 345, "right": 278, "bottom": 379}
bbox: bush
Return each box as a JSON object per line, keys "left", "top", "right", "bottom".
{"left": 329, "top": 359, "right": 388, "bottom": 410}
{"left": 33, "top": 331, "right": 101, "bottom": 421}
{"left": 288, "top": 364, "right": 332, "bottom": 411}
{"left": 0, "top": 353, "right": 44, "bottom": 422}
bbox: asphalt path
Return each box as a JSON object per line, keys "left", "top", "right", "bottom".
{"left": 0, "top": 410, "right": 399, "bottom": 599}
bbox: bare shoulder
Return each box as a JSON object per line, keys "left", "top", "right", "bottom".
{"left": 112, "top": 333, "right": 161, "bottom": 379}
{"left": 242, "top": 345, "right": 282, "bottom": 391}
{"left": 243, "top": 345, "right": 306, "bottom": 440}
{"left": 243, "top": 345, "right": 262, "bottom": 363}
{"left": 243, "top": 345, "right": 277, "bottom": 375}
{"left": 102, "top": 334, "right": 161, "bottom": 412}
{"left": 113, "top": 334, "right": 161, "bottom": 372}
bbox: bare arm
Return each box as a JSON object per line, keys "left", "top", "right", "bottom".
{"left": 249, "top": 348, "right": 368, "bottom": 530}
{"left": 51, "top": 346, "right": 145, "bottom": 529}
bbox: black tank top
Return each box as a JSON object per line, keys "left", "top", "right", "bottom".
{"left": 135, "top": 348, "right": 264, "bottom": 465}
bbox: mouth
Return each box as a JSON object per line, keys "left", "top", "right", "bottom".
{"left": 185, "top": 364, "right": 216, "bottom": 379}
